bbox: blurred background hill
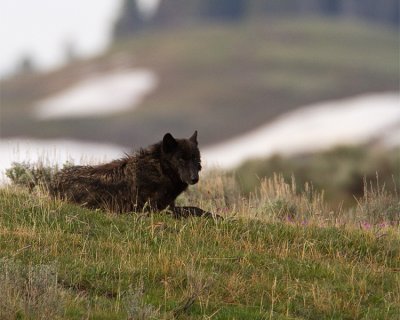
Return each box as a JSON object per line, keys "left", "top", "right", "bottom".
{"left": 1, "top": 0, "right": 398, "bottom": 144}
{"left": 114, "top": 0, "right": 399, "bottom": 36}
{"left": 0, "top": 0, "right": 399, "bottom": 205}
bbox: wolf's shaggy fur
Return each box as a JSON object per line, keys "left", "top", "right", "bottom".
{"left": 50, "top": 131, "right": 215, "bottom": 218}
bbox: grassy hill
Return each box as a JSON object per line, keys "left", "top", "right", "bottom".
{"left": 1, "top": 18, "right": 398, "bottom": 147}
{"left": 1, "top": 172, "right": 399, "bottom": 319}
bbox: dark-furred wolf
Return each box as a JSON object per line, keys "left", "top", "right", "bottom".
{"left": 50, "top": 131, "right": 217, "bottom": 218}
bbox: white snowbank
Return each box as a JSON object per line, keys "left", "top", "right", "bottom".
{"left": 35, "top": 69, "right": 158, "bottom": 119}
{"left": 0, "top": 139, "right": 125, "bottom": 183}
{"left": 202, "top": 92, "right": 400, "bottom": 169}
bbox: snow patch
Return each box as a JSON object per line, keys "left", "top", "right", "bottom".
{"left": 202, "top": 92, "right": 400, "bottom": 169}
{"left": 35, "top": 69, "right": 158, "bottom": 119}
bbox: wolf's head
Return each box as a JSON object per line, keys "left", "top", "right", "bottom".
{"left": 162, "top": 131, "right": 202, "bottom": 185}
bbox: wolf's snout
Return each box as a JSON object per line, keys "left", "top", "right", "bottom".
{"left": 190, "top": 175, "right": 199, "bottom": 184}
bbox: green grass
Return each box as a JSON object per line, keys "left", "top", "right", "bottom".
{"left": 1, "top": 18, "right": 398, "bottom": 147}
{"left": 1, "top": 171, "right": 399, "bottom": 319}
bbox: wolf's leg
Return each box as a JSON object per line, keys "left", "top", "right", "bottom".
{"left": 171, "top": 206, "right": 222, "bottom": 219}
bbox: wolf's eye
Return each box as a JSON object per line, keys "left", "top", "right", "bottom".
{"left": 181, "top": 155, "right": 191, "bottom": 162}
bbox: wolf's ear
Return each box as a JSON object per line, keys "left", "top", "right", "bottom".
{"left": 189, "top": 130, "right": 198, "bottom": 145}
{"left": 163, "top": 133, "right": 178, "bottom": 153}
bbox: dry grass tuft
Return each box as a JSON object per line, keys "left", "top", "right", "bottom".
{"left": 0, "top": 259, "right": 65, "bottom": 319}
{"left": 356, "top": 175, "right": 400, "bottom": 224}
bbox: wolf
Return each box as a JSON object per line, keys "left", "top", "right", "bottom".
{"left": 50, "top": 131, "right": 217, "bottom": 218}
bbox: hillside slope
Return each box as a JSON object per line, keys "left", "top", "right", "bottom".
{"left": 1, "top": 172, "right": 399, "bottom": 319}
{"left": 1, "top": 18, "right": 398, "bottom": 147}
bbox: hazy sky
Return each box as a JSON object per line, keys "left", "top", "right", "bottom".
{"left": 0, "top": 0, "right": 159, "bottom": 77}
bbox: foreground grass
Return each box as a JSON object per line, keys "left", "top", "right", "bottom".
{"left": 0, "top": 184, "right": 399, "bottom": 319}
